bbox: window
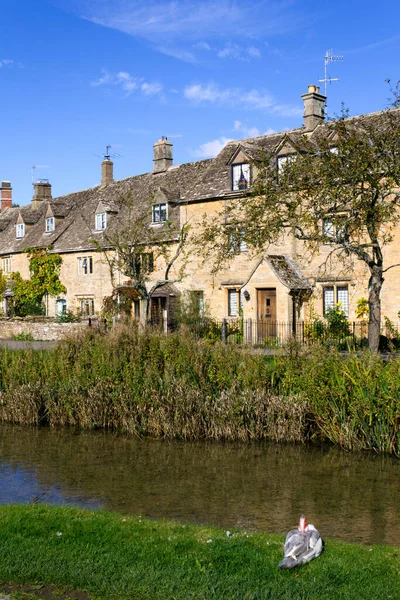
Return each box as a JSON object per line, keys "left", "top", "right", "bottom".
{"left": 16, "top": 223, "right": 25, "bottom": 238}
{"left": 232, "top": 163, "right": 250, "bottom": 191}
{"left": 79, "top": 298, "right": 95, "bottom": 316}
{"left": 2, "top": 256, "right": 11, "bottom": 274}
{"left": 229, "top": 229, "right": 248, "bottom": 253}
{"left": 322, "top": 218, "right": 334, "bottom": 240}
{"left": 78, "top": 256, "right": 93, "bottom": 275}
{"left": 95, "top": 212, "right": 107, "bottom": 230}
{"left": 277, "top": 154, "right": 296, "bottom": 172}
{"left": 45, "top": 217, "right": 55, "bottom": 232}
{"left": 228, "top": 289, "right": 243, "bottom": 317}
{"left": 135, "top": 253, "right": 154, "bottom": 274}
{"left": 152, "top": 203, "right": 167, "bottom": 223}
{"left": 323, "top": 285, "right": 349, "bottom": 317}
{"left": 189, "top": 291, "right": 205, "bottom": 318}
{"left": 322, "top": 215, "right": 347, "bottom": 243}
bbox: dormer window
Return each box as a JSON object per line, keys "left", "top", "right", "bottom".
{"left": 232, "top": 163, "right": 250, "bottom": 191}
{"left": 16, "top": 223, "right": 25, "bottom": 238}
{"left": 45, "top": 217, "right": 55, "bottom": 232}
{"left": 95, "top": 212, "right": 107, "bottom": 231}
{"left": 277, "top": 154, "right": 296, "bottom": 172}
{"left": 152, "top": 202, "right": 167, "bottom": 224}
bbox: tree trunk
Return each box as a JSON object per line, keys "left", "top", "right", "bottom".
{"left": 139, "top": 295, "right": 149, "bottom": 330}
{"left": 368, "top": 267, "right": 383, "bottom": 353}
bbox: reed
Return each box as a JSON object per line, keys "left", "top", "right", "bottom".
{"left": 0, "top": 327, "right": 398, "bottom": 454}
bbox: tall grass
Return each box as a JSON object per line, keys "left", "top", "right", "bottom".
{"left": 0, "top": 326, "right": 306, "bottom": 443}
{"left": 0, "top": 326, "right": 399, "bottom": 454}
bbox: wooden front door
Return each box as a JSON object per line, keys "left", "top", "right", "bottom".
{"left": 257, "top": 288, "right": 277, "bottom": 340}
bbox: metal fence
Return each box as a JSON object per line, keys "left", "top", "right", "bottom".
{"left": 176, "top": 318, "right": 400, "bottom": 348}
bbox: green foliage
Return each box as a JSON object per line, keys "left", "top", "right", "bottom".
{"left": 0, "top": 329, "right": 399, "bottom": 454}
{"left": 356, "top": 297, "right": 369, "bottom": 320}
{"left": 0, "top": 505, "right": 399, "bottom": 600}
{"left": 325, "top": 303, "right": 351, "bottom": 337}
{"left": 56, "top": 309, "right": 80, "bottom": 323}
{"left": 11, "top": 249, "right": 66, "bottom": 317}
{"left": 11, "top": 332, "right": 34, "bottom": 341}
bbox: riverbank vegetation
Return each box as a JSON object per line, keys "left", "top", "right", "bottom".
{"left": 0, "top": 504, "right": 399, "bottom": 600}
{"left": 0, "top": 326, "right": 398, "bottom": 454}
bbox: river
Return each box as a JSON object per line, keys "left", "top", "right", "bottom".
{"left": 0, "top": 423, "right": 398, "bottom": 545}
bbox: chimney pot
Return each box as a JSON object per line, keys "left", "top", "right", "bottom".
{"left": 0, "top": 180, "right": 12, "bottom": 212}
{"left": 301, "top": 84, "right": 326, "bottom": 131}
{"left": 153, "top": 137, "right": 173, "bottom": 174}
{"left": 101, "top": 158, "right": 114, "bottom": 187}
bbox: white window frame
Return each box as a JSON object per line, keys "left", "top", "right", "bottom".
{"left": 228, "top": 289, "right": 243, "bottom": 317}
{"left": 95, "top": 212, "right": 107, "bottom": 231}
{"left": 45, "top": 216, "right": 55, "bottom": 232}
{"left": 229, "top": 228, "right": 248, "bottom": 253}
{"left": 2, "top": 256, "right": 11, "bottom": 274}
{"left": 78, "top": 256, "right": 93, "bottom": 275}
{"left": 152, "top": 203, "right": 167, "bottom": 224}
{"left": 277, "top": 154, "right": 296, "bottom": 172}
{"left": 16, "top": 223, "right": 25, "bottom": 238}
{"left": 232, "top": 163, "right": 250, "bottom": 191}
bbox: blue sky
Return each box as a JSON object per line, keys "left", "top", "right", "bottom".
{"left": 2, "top": 0, "right": 399, "bottom": 205}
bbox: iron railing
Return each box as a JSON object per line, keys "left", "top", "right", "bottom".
{"left": 172, "top": 318, "right": 400, "bottom": 348}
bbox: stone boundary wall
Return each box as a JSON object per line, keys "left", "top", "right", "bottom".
{"left": 0, "top": 319, "right": 90, "bottom": 341}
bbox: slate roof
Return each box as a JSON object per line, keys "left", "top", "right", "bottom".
{"left": 1, "top": 106, "right": 398, "bottom": 257}
{"left": 266, "top": 255, "right": 312, "bottom": 291}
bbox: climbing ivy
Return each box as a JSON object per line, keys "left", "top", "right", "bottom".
{"left": 10, "top": 248, "right": 66, "bottom": 317}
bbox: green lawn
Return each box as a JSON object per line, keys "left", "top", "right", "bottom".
{"left": 0, "top": 505, "right": 399, "bottom": 600}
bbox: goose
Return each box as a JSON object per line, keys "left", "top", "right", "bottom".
{"left": 278, "top": 515, "right": 324, "bottom": 569}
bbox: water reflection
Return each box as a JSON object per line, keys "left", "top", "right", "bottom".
{"left": 0, "top": 424, "right": 398, "bottom": 545}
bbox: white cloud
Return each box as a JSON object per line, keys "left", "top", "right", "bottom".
{"left": 91, "top": 69, "right": 163, "bottom": 97}
{"left": 234, "top": 120, "right": 277, "bottom": 137}
{"left": 184, "top": 83, "right": 302, "bottom": 116}
{"left": 217, "top": 44, "right": 261, "bottom": 60}
{"left": 0, "top": 59, "right": 14, "bottom": 67}
{"left": 193, "top": 136, "right": 233, "bottom": 158}
{"left": 61, "top": 0, "right": 310, "bottom": 61}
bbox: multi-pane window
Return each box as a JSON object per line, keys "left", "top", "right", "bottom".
{"left": 2, "top": 256, "right": 11, "bottom": 273}
{"left": 229, "top": 229, "right": 248, "bottom": 253}
{"left": 78, "top": 256, "right": 93, "bottom": 275}
{"left": 16, "top": 223, "right": 25, "bottom": 238}
{"left": 95, "top": 212, "right": 107, "bottom": 230}
{"left": 135, "top": 253, "right": 154, "bottom": 274}
{"left": 277, "top": 154, "right": 296, "bottom": 172}
{"left": 79, "top": 298, "right": 95, "bottom": 316}
{"left": 323, "top": 285, "right": 349, "bottom": 317}
{"left": 232, "top": 164, "right": 250, "bottom": 191}
{"left": 322, "top": 218, "right": 334, "bottom": 240}
{"left": 152, "top": 203, "right": 167, "bottom": 223}
{"left": 45, "top": 217, "right": 55, "bottom": 232}
{"left": 228, "top": 289, "right": 243, "bottom": 317}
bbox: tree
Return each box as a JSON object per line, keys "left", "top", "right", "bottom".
{"left": 94, "top": 192, "right": 190, "bottom": 326}
{"left": 200, "top": 101, "right": 400, "bottom": 353}
{"left": 11, "top": 248, "right": 66, "bottom": 317}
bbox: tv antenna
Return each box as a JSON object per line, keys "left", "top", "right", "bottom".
{"left": 93, "top": 145, "right": 124, "bottom": 161}
{"left": 319, "top": 49, "right": 343, "bottom": 97}
{"left": 31, "top": 165, "right": 49, "bottom": 185}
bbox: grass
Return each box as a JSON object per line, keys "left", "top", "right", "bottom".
{"left": 0, "top": 505, "right": 399, "bottom": 600}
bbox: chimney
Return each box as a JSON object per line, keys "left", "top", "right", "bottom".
{"left": 32, "top": 179, "right": 52, "bottom": 209}
{"left": 0, "top": 181, "right": 12, "bottom": 213}
{"left": 301, "top": 84, "right": 326, "bottom": 131}
{"left": 101, "top": 158, "right": 114, "bottom": 187}
{"left": 153, "top": 136, "right": 173, "bottom": 173}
